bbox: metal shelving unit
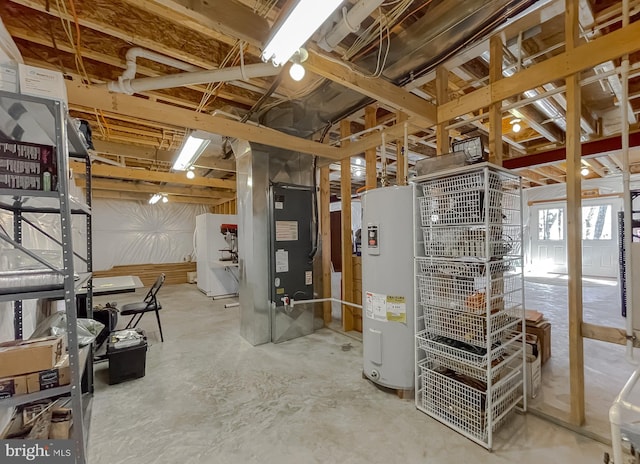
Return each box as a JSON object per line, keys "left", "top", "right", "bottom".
{"left": 413, "top": 162, "right": 526, "bottom": 450}
{"left": 0, "top": 90, "right": 92, "bottom": 463}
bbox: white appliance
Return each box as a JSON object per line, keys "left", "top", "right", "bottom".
{"left": 361, "top": 186, "right": 415, "bottom": 389}
{"left": 195, "top": 213, "right": 239, "bottom": 298}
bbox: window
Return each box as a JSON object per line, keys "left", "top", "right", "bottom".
{"left": 582, "top": 205, "right": 612, "bottom": 240}
{"left": 538, "top": 208, "right": 563, "bottom": 240}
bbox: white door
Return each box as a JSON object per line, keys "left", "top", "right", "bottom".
{"left": 581, "top": 199, "right": 620, "bottom": 278}
{"left": 529, "top": 199, "right": 621, "bottom": 278}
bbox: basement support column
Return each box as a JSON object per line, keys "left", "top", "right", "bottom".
{"left": 396, "top": 112, "right": 408, "bottom": 185}
{"left": 565, "top": 0, "right": 585, "bottom": 426}
{"left": 320, "top": 165, "right": 332, "bottom": 324}
{"left": 341, "top": 119, "right": 354, "bottom": 331}
{"left": 489, "top": 35, "right": 503, "bottom": 165}
{"left": 365, "top": 106, "right": 378, "bottom": 189}
{"left": 436, "top": 66, "right": 449, "bottom": 156}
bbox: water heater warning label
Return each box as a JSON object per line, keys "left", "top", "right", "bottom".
{"left": 365, "top": 292, "right": 406, "bottom": 323}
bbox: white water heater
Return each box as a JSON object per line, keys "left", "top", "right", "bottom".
{"left": 361, "top": 186, "right": 414, "bottom": 389}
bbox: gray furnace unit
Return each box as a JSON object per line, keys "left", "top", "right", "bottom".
{"left": 361, "top": 186, "right": 415, "bottom": 389}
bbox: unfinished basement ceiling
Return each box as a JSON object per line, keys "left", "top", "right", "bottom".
{"left": 1, "top": 0, "right": 639, "bottom": 198}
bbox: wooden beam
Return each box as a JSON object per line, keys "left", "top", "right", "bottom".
{"left": 90, "top": 139, "right": 236, "bottom": 172}
{"left": 66, "top": 83, "right": 342, "bottom": 160}
{"left": 343, "top": 120, "right": 422, "bottom": 158}
{"left": 365, "top": 106, "right": 378, "bottom": 189}
{"left": 566, "top": 0, "right": 585, "bottom": 427}
{"left": 340, "top": 119, "right": 354, "bottom": 332}
{"left": 305, "top": 51, "right": 437, "bottom": 126}
{"left": 396, "top": 112, "right": 408, "bottom": 185}
{"left": 488, "top": 36, "right": 503, "bottom": 166}
{"left": 320, "top": 165, "right": 332, "bottom": 324}
{"left": 437, "top": 19, "right": 640, "bottom": 123}
{"left": 435, "top": 66, "right": 449, "bottom": 156}
{"left": 582, "top": 323, "right": 640, "bottom": 347}
{"left": 91, "top": 190, "right": 225, "bottom": 205}
{"left": 74, "top": 177, "right": 235, "bottom": 199}
{"left": 70, "top": 161, "right": 235, "bottom": 190}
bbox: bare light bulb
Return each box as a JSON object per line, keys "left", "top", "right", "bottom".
{"left": 581, "top": 167, "right": 589, "bottom": 176}
{"left": 162, "top": 195, "right": 169, "bottom": 203}
{"left": 289, "top": 62, "right": 305, "bottom": 81}
{"left": 512, "top": 122, "right": 521, "bottom": 133}
{"left": 186, "top": 170, "right": 195, "bottom": 179}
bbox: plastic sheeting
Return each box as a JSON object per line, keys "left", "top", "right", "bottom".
{"left": 92, "top": 199, "right": 207, "bottom": 271}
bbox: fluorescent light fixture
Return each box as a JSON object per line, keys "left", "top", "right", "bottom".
{"left": 149, "top": 193, "right": 162, "bottom": 205}
{"left": 173, "top": 131, "right": 211, "bottom": 171}
{"left": 261, "top": 0, "right": 343, "bottom": 66}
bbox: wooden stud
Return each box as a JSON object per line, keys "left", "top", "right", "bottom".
{"left": 340, "top": 119, "right": 354, "bottom": 332}
{"left": 435, "top": 66, "right": 450, "bottom": 156}
{"left": 92, "top": 190, "right": 226, "bottom": 206}
{"left": 489, "top": 35, "right": 503, "bottom": 166}
{"left": 365, "top": 106, "right": 378, "bottom": 189}
{"left": 565, "top": 0, "right": 585, "bottom": 427}
{"left": 320, "top": 166, "right": 332, "bottom": 324}
{"left": 74, "top": 177, "right": 235, "bottom": 199}
{"left": 396, "top": 112, "right": 408, "bottom": 185}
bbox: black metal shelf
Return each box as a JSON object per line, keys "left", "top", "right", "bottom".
{"left": 0, "top": 385, "right": 72, "bottom": 408}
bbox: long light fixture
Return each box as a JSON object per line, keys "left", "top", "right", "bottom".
{"left": 149, "top": 193, "right": 162, "bottom": 205}
{"left": 172, "top": 131, "right": 211, "bottom": 171}
{"left": 261, "top": 0, "right": 343, "bottom": 67}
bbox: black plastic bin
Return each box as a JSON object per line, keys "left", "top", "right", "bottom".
{"left": 107, "top": 330, "right": 147, "bottom": 385}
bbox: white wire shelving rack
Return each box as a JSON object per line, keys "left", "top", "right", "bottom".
{"left": 413, "top": 162, "right": 526, "bottom": 450}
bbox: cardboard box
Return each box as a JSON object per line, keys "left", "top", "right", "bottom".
{"left": 27, "top": 355, "right": 70, "bottom": 393}
{"left": 0, "top": 375, "right": 28, "bottom": 399}
{"left": 0, "top": 141, "right": 57, "bottom": 191}
{"left": 18, "top": 64, "right": 67, "bottom": 102}
{"left": 0, "top": 336, "right": 64, "bottom": 378}
{"left": 519, "top": 319, "right": 551, "bottom": 365}
{"left": 526, "top": 354, "right": 542, "bottom": 399}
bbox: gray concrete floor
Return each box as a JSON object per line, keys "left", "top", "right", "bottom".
{"left": 89, "top": 283, "right": 609, "bottom": 463}
{"left": 524, "top": 273, "right": 638, "bottom": 441}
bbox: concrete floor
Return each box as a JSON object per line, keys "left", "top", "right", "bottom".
{"left": 88, "top": 283, "right": 610, "bottom": 463}
{"left": 524, "top": 273, "right": 638, "bottom": 441}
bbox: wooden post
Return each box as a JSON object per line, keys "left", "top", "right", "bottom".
{"left": 320, "top": 165, "right": 332, "bottom": 324}
{"left": 489, "top": 35, "right": 503, "bottom": 165}
{"left": 436, "top": 66, "right": 449, "bottom": 156}
{"left": 396, "top": 111, "right": 408, "bottom": 185}
{"left": 566, "top": 0, "right": 585, "bottom": 426}
{"left": 365, "top": 105, "right": 378, "bottom": 189}
{"left": 341, "top": 119, "right": 354, "bottom": 331}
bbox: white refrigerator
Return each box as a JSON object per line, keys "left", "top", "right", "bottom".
{"left": 195, "top": 213, "right": 239, "bottom": 298}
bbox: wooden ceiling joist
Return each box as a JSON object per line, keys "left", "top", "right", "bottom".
{"left": 438, "top": 19, "right": 640, "bottom": 123}
{"left": 91, "top": 189, "right": 227, "bottom": 206}
{"left": 70, "top": 161, "right": 236, "bottom": 190}
{"left": 66, "top": 83, "right": 343, "bottom": 160}
{"left": 74, "top": 177, "right": 235, "bottom": 199}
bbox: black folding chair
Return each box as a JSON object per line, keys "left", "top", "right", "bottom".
{"left": 120, "top": 273, "right": 166, "bottom": 342}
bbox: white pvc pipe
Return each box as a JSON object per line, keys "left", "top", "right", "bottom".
{"left": 108, "top": 62, "right": 280, "bottom": 95}
{"left": 122, "top": 47, "right": 200, "bottom": 81}
{"left": 317, "top": 0, "right": 386, "bottom": 52}
{"left": 290, "top": 297, "right": 363, "bottom": 310}
{"left": 403, "top": 122, "right": 409, "bottom": 184}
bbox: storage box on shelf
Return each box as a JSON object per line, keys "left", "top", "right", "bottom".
{"left": 0, "top": 89, "right": 92, "bottom": 463}
{"left": 414, "top": 163, "right": 526, "bottom": 450}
